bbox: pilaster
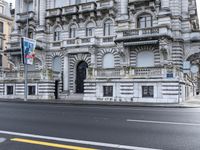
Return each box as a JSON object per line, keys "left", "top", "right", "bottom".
{"left": 13, "top": 0, "right": 20, "bottom": 33}
{"left": 161, "top": 0, "right": 170, "bottom": 11}
{"left": 63, "top": 54, "right": 69, "bottom": 92}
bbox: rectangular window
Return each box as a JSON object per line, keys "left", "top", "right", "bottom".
{"left": 0, "top": 22, "right": 3, "bottom": 33}
{"left": 7, "top": 86, "right": 14, "bottom": 95}
{"left": 142, "top": 86, "right": 154, "bottom": 98}
{"left": 28, "top": 86, "right": 36, "bottom": 95}
{"left": 103, "top": 86, "right": 113, "bottom": 97}
{"left": 167, "top": 70, "right": 173, "bottom": 78}
{"left": 54, "top": 32, "right": 60, "bottom": 41}
{"left": 0, "top": 6, "right": 4, "bottom": 14}
{"left": 0, "top": 55, "right": 2, "bottom": 67}
{"left": 86, "top": 28, "right": 93, "bottom": 37}
{"left": 0, "top": 38, "right": 3, "bottom": 49}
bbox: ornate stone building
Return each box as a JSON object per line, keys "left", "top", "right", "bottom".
{"left": 0, "top": 0, "right": 13, "bottom": 70}
{"left": 1, "top": 0, "right": 200, "bottom": 102}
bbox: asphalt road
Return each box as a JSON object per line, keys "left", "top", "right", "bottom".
{"left": 0, "top": 102, "right": 200, "bottom": 150}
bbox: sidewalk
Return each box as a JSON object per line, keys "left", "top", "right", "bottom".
{"left": 181, "top": 96, "right": 200, "bottom": 107}
{"left": 0, "top": 97, "right": 200, "bottom": 108}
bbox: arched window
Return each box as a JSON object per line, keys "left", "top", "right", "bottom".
{"left": 52, "top": 56, "right": 62, "bottom": 72}
{"left": 103, "top": 53, "right": 114, "bottom": 68}
{"left": 137, "top": 51, "right": 154, "bottom": 67}
{"left": 54, "top": 27, "right": 61, "bottom": 41}
{"left": 104, "top": 19, "right": 114, "bottom": 36}
{"left": 28, "top": 29, "right": 34, "bottom": 39}
{"left": 137, "top": 13, "right": 152, "bottom": 28}
{"left": 69, "top": 24, "right": 77, "bottom": 38}
{"left": 86, "top": 22, "right": 94, "bottom": 37}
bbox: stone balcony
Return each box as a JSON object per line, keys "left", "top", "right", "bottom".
{"left": 50, "top": 41, "right": 61, "bottom": 49}
{"left": 46, "top": 8, "right": 62, "bottom": 18}
{"left": 7, "top": 36, "right": 46, "bottom": 55}
{"left": 96, "top": 0, "right": 116, "bottom": 16}
{"left": 61, "top": 36, "right": 115, "bottom": 48}
{"left": 116, "top": 26, "right": 172, "bottom": 43}
{"left": 87, "top": 66, "right": 182, "bottom": 79}
{"left": 62, "top": 5, "right": 78, "bottom": 15}
{"left": 96, "top": 0, "right": 115, "bottom": 9}
{"left": 16, "top": 11, "right": 36, "bottom": 23}
{"left": 99, "top": 35, "right": 116, "bottom": 43}
{"left": 79, "top": 2, "right": 96, "bottom": 13}
{"left": 0, "top": 70, "right": 60, "bottom": 81}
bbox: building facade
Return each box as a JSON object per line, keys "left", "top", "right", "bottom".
{"left": 0, "top": 0, "right": 13, "bottom": 69}
{"left": 1, "top": 0, "right": 200, "bottom": 103}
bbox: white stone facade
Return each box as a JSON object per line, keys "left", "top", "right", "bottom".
{"left": 2, "top": 0, "right": 200, "bottom": 103}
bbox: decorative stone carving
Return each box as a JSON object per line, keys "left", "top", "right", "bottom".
{"left": 117, "top": 43, "right": 125, "bottom": 56}
{"left": 159, "top": 37, "right": 174, "bottom": 66}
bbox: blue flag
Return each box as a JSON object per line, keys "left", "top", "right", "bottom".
{"left": 21, "top": 37, "right": 36, "bottom": 65}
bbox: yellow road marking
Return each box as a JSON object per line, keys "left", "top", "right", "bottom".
{"left": 11, "top": 138, "right": 98, "bottom": 150}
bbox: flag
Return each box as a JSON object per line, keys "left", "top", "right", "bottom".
{"left": 21, "top": 37, "right": 36, "bottom": 65}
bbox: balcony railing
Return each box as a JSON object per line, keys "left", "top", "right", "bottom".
{"left": 96, "top": 0, "right": 115, "bottom": 9}
{"left": 123, "top": 27, "right": 159, "bottom": 37}
{"left": 134, "top": 67, "right": 162, "bottom": 77}
{"left": 61, "top": 36, "right": 116, "bottom": 48}
{"left": 79, "top": 2, "right": 96, "bottom": 12}
{"left": 46, "top": 8, "right": 62, "bottom": 18}
{"left": 116, "top": 26, "right": 172, "bottom": 41}
{"left": 62, "top": 5, "right": 78, "bottom": 15}
{"left": 95, "top": 68, "right": 122, "bottom": 77}
{"left": 0, "top": 70, "right": 61, "bottom": 80}
{"left": 62, "top": 37, "right": 98, "bottom": 47}
{"left": 99, "top": 35, "right": 116, "bottom": 43}
{"left": 87, "top": 67, "right": 182, "bottom": 79}
{"left": 50, "top": 41, "right": 61, "bottom": 48}
{"left": 81, "top": 37, "right": 97, "bottom": 44}
{"left": 16, "top": 11, "right": 35, "bottom": 23}
{"left": 66, "top": 38, "right": 76, "bottom": 45}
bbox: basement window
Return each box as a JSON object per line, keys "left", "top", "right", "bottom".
{"left": 7, "top": 86, "right": 14, "bottom": 95}
{"left": 28, "top": 86, "right": 36, "bottom": 95}
{"left": 103, "top": 86, "right": 113, "bottom": 97}
{"left": 142, "top": 86, "right": 154, "bottom": 98}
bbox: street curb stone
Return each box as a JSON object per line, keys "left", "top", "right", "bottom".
{"left": 0, "top": 99, "right": 199, "bottom": 108}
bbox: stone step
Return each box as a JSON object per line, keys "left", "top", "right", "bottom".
{"left": 59, "top": 94, "right": 84, "bottom": 100}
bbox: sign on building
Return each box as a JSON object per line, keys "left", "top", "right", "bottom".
{"left": 21, "top": 37, "right": 36, "bottom": 65}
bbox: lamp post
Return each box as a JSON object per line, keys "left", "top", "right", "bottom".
{"left": 24, "top": 5, "right": 29, "bottom": 101}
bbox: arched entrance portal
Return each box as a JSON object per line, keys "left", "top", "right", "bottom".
{"left": 76, "top": 61, "right": 88, "bottom": 93}
{"left": 187, "top": 52, "right": 200, "bottom": 95}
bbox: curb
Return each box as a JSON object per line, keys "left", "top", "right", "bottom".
{"left": 0, "top": 99, "right": 199, "bottom": 108}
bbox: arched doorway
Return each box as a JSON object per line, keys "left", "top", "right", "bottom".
{"left": 187, "top": 52, "right": 200, "bottom": 95}
{"left": 52, "top": 56, "right": 62, "bottom": 73}
{"left": 76, "top": 61, "right": 88, "bottom": 93}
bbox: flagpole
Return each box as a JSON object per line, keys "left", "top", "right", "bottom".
{"left": 24, "top": 6, "right": 29, "bottom": 101}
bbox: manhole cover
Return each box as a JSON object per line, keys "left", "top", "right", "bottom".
{"left": 0, "top": 138, "right": 6, "bottom": 143}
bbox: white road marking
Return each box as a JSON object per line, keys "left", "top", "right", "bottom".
{"left": 127, "top": 119, "right": 200, "bottom": 126}
{"left": 0, "top": 130, "right": 161, "bottom": 150}
{"left": 0, "top": 138, "right": 6, "bottom": 143}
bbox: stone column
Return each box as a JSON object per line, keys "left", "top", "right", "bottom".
{"left": 120, "top": 0, "right": 128, "bottom": 20}
{"left": 161, "top": 0, "right": 170, "bottom": 11}
{"left": 182, "top": 0, "right": 189, "bottom": 15}
{"left": 63, "top": 54, "right": 69, "bottom": 92}
{"left": 13, "top": 0, "right": 20, "bottom": 32}
{"left": 90, "top": 47, "right": 96, "bottom": 68}
{"left": 39, "top": 0, "right": 46, "bottom": 27}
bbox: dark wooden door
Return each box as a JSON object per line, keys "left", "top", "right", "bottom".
{"left": 76, "top": 61, "right": 88, "bottom": 93}
{"left": 54, "top": 80, "right": 59, "bottom": 99}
